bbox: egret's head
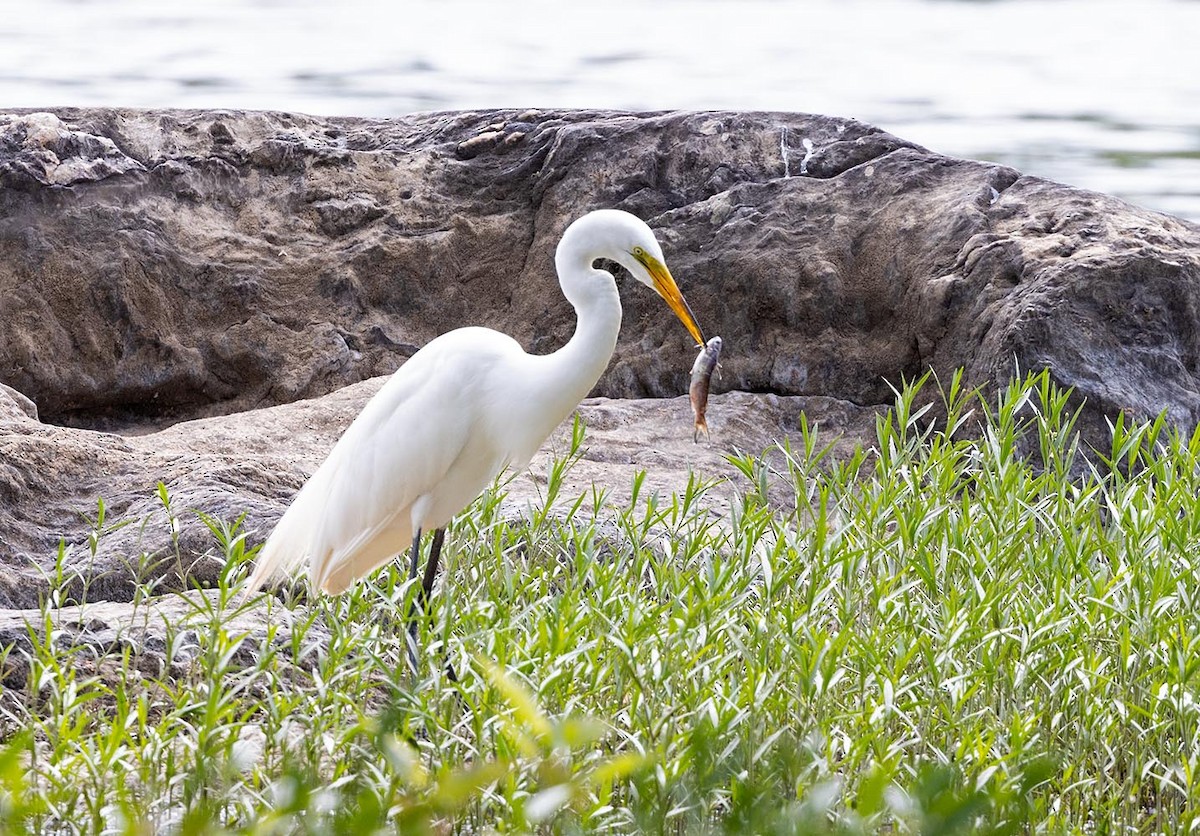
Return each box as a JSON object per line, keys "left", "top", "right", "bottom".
{"left": 626, "top": 241, "right": 705, "bottom": 347}
{"left": 563, "top": 209, "right": 705, "bottom": 346}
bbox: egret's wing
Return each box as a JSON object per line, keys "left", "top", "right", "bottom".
{"left": 245, "top": 329, "right": 507, "bottom": 595}
{"left": 313, "top": 513, "right": 414, "bottom": 594}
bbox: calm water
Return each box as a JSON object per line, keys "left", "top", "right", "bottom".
{"left": 3, "top": 0, "right": 1199, "bottom": 221}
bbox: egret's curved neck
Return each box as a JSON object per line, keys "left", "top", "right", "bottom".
{"left": 525, "top": 240, "right": 623, "bottom": 434}
{"left": 555, "top": 254, "right": 622, "bottom": 400}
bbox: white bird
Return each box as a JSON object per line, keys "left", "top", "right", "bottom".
{"left": 244, "top": 209, "right": 705, "bottom": 618}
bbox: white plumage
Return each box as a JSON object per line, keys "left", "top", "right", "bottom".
{"left": 244, "top": 209, "right": 704, "bottom": 597}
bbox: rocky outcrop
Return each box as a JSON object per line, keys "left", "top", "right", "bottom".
{"left": 2, "top": 106, "right": 1200, "bottom": 617}
{"left": 3, "top": 109, "right": 1196, "bottom": 436}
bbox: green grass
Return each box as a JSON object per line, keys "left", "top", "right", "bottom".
{"left": 2, "top": 370, "right": 1199, "bottom": 833}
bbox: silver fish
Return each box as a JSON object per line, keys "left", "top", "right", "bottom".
{"left": 689, "top": 336, "right": 723, "bottom": 442}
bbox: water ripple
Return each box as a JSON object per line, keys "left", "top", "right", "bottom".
{"left": 0, "top": 0, "right": 1196, "bottom": 221}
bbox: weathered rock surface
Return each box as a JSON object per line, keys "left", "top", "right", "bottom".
{"left": 2, "top": 107, "right": 1200, "bottom": 647}
{"left": 1, "top": 105, "right": 1187, "bottom": 433}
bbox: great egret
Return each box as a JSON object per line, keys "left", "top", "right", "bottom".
{"left": 244, "top": 210, "right": 705, "bottom": 643}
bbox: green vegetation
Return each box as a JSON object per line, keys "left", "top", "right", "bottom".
{"left": 1, "top": 371, "right": 1198, "bottom": 833}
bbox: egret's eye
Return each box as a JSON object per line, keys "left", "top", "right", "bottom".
{"left": 632, "top": 246, "right": 646, "bottom": 259}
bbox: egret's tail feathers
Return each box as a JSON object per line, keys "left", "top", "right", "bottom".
{"left": 243, "top": 483, "right": 322, "bottom": 596}
{"left": 243, "top": 531, "right": 305, "bottom": 596}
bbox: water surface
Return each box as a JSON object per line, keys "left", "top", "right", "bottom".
{"left": 3, "top": 0, "right": 1198, "bottom": 220}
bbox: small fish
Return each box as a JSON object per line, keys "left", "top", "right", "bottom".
{"left": 689, "top": 336, "right": 723, "bottom": 443}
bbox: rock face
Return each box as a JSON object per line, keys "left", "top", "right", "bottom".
{"left": 5, "top": 109, "right": 1200, "bottom": 432}
{"left": 2, "top": 107, "right": 1200, "bottom": 619}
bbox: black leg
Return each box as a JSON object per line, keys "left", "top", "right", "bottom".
{"left": 405, "top": 528, "right": 423, "bottom": 675}
{"left": 419, "top": 528, "right": 459, "bottom": 683}
{"left": 407, "top": 528, "right": 423, "bottom": 583}
{"left": 406, "top": 527, "right": 458, "bottom": 683}
{"left": 420, "top": 527, "right": 446, "bottom": 607}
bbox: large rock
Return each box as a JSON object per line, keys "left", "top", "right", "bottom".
{"left": 2, "top": 106, "right": 1200, "bottom": 610}
{"left": 3, "top": 108, "right": 1197, "bottom": 436}
{"left": 11, "top": 107, "right": 881, "bottom": 428}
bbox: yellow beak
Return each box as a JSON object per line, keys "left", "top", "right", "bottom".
{"left": 636, "top": 252, "right": 705, "bottom": 346}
